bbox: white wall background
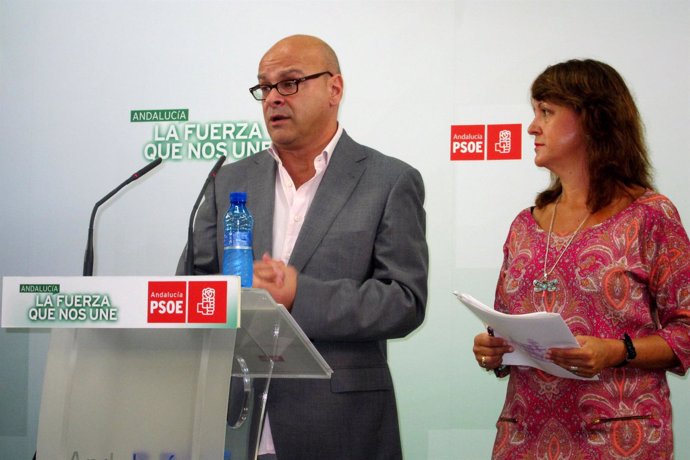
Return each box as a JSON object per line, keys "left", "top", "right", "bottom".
{"left": 1, "top": 0, "right": 688, "bottom": 458}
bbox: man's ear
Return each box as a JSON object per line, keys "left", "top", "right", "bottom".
{"left": 329, "top": 74, "right": 344, "bottom": 106}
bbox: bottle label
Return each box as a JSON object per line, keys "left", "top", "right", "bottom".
{"left": 224, "top": 230, "right": 252, "bottom": 249}
{"left": 222, "top": 247, "right": 253, "bottom": 287}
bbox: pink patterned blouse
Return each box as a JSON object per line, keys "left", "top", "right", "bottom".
{"left": 492, "top": 190, "right": 690, "bottom": 459}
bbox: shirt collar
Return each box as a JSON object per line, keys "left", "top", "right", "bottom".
{"left": 268, "top": 123, "right": 343, "bottom": 168}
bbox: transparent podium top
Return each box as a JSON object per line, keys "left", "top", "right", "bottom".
{"left": 233, "top": 288, "right": 332, "bottom": 379}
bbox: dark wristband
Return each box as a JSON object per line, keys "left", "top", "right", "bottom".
{"left": 614, "top": 333, "right": 637, "bottom": 367}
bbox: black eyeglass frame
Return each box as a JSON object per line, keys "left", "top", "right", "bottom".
{"left": 249, "top": 71, "right": 334, "bottom": 101}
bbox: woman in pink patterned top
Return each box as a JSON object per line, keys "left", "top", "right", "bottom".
{"left": 473, "top": 59, "right": 690, "bottom": 459}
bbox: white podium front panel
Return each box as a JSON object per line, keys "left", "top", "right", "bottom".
{"left": 0, "top": 280, "right": 331, "bottom": 460}
{"left": 37, "top": 328, "right": 235, "bottom": 460}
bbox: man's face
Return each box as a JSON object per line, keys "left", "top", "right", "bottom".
{"left": 257, "top": 39, "right": 340, "bottom": 154}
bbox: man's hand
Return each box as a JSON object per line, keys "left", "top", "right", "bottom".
{"left": 253, "top": 252, "right": 298, "bottom": 311}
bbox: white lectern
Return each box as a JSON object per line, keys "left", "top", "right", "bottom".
{"left": 1, "top": 277, "right": 331, "bottom": 460}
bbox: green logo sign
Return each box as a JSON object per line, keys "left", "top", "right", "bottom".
{"left": 132, "top": 108, "right": 271, "bottom": 162}
{"left": 20, "top": 284, "right": 60, "bottom": 294}
{"left": 28, "top": 293, "right": 119, "bottom": 323}
{"left": 131, "top": 109, "right": 189, "bottom": 122}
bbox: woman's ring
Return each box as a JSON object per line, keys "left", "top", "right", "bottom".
{"left": 481, "top": 356, "right": 487, "bottom": 367}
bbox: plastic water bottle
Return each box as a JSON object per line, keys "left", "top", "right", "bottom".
{"left": 222, "top": 192, "right": 254, "bottom": 287}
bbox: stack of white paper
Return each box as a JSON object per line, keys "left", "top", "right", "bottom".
{"left": 455, "top": 292, "right": 597, "bottom": 380}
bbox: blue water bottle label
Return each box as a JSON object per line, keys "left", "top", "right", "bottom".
{"left": 230, "top": 231, "right": 252, "bottom": 249}
{"left": 222, "top": 231, "right": 253, "bottom": 287}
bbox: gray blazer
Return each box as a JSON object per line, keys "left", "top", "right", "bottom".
{"left": 178, "top": 131, "right": 428, "bottom": 460}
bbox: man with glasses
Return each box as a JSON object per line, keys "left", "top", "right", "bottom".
{"left": 181, "top": 34, "right": 428, "bottom": 460}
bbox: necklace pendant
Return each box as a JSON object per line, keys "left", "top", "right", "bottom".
{"left": 536, "top": 197, "right": 587, "bottom": 294}
{"left": 533, "top": 277, "right": 558, "bottom": 293}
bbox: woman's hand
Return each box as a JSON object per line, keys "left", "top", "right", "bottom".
{"left": 546, "top": 336, "right": 625, "bottom": 378}
{"left": 548, "top": 334, "right": 680, "bottom": 377}
{"left": 473, "top": 332, "right": 513, "bottom": 370}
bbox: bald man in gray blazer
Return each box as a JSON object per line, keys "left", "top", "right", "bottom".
{"left": 178, "top": 35, "right": 428, "bottom": 460}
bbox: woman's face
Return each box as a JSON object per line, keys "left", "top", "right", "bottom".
{"left": 527, "top": 99, "right": 587, "bottom": 173}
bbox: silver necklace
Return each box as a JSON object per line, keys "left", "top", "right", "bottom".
{"left": 533, "top": 197, "right": 590, "bottom": 293}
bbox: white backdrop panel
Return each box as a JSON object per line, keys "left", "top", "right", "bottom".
{"left": 1, "top": 1, "right": 688, "bottom": 459}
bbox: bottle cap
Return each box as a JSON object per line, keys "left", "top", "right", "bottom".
{"left": 229, "top": 192, "right": 247, "bottom": 203}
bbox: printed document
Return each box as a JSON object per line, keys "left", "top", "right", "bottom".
{"left": 456, "top": 292, "right": 597, "bottom": 380}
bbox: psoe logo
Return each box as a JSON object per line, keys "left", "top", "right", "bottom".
{"left": 188, "top": 281, "right": 227, "bottom": 324}
{"left": 450, "top": 125, "right": 484, "bottom": 161}
{"left": 148, "top": 281, "right": 186, "bottom": 323}
{"left": 451, "top": 124, "right": 521, "bottom": 161}
{"left": 147, "top": 281, "right": 228, "bottom": 324}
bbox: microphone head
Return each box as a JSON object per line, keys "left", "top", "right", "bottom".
{"left": 209, "top": 155, "right": 227, "bottom": 178}
{"left": 132, "top": 157, "right": 163, "bottom": 180}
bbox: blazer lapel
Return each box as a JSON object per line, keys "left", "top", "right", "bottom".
{"left": 289, "top": 132, "right": 367, "bottom": 271}
{"left": 246, "top": 153, "right": 276, "bottom": 259}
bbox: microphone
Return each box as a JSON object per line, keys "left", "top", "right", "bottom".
{"left": 83, "top": 158, "right": 163, "bottom": 276}
{"left": 184, "top": 154, "right": 227, "bottom": 275}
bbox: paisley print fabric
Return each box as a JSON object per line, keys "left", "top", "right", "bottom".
{"left": 492, "top": 191, "right": 690, "bottom": 459}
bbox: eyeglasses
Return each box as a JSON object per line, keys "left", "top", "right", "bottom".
{"left": 249, "top": 71, "right": 333, "bottom": 101}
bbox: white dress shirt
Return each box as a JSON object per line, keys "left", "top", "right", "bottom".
{"left": 258, "top": 124, "right": 343, "bottom": 455}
